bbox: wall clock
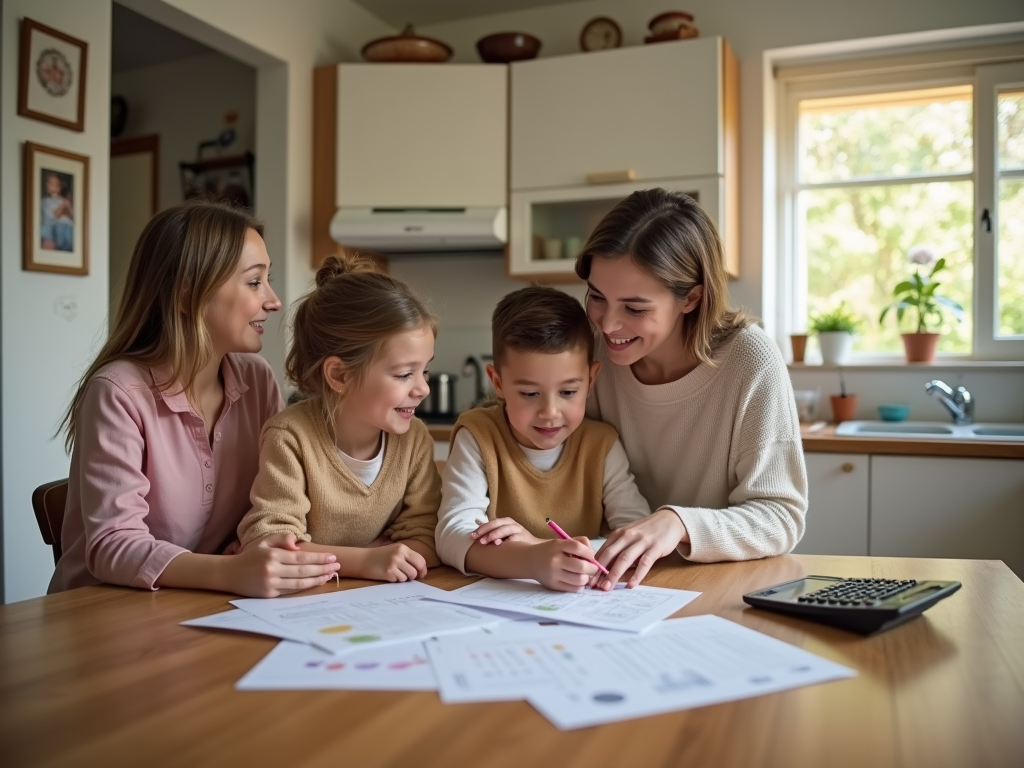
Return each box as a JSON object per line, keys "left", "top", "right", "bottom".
{"left": 580, "top": 17, "right": 622, "bottom": 52}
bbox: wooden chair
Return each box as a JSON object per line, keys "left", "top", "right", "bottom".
{"left": 32, "top": 479, "right": 68, "bottom": 565}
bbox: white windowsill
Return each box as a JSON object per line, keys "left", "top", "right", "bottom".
{"left": 789, "top": 359, "right": 1024, "bottom": 371}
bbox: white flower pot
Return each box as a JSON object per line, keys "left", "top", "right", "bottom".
{"left": 818, "top": 332, "right": 854, "bottom": 365}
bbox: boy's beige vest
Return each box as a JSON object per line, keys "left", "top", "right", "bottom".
{"left": 451, "top": 404, "right": 617, "bottom": 539}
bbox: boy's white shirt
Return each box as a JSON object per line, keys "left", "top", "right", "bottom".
{"left": 435, "top": 428, "right": 650, "bottom": 574}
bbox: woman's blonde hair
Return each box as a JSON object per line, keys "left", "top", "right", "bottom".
{"left": 285, "top": 253, "right": 437, "bottom": 420}
{"left": 574, "top": 188, "right": 755, "bottom": 366}
{"left": 59, "top": 198, "right": 263, "bottom": 452}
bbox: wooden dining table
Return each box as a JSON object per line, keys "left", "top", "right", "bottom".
{"left": 2, "top": 553, "right": 1022, "bottom": 768}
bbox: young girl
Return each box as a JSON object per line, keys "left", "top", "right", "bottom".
{"left": 237, "top": 253, "right": 441, "bottom": 582}
{"left": 576, "top": 188, "right": 808, "bottom": 590}
{"left": 50, "top": 199, "right": 341, "bottom": 596}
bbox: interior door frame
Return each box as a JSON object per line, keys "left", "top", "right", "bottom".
{"left": 110, "top": 134, "right": 160, "bottom": 215}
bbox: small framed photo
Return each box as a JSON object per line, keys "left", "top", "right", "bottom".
{"left": 23, "top": 142, "right": 89, "bottom": 275}
{"left": 18, "top": 18, "right": 88, "bottom": 132}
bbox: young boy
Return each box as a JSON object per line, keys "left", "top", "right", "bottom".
{"left": 435, "top": 285, "right": 650, "bottom": 591}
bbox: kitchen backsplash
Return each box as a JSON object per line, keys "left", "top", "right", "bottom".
{"left": 389, "top": 252, "right": 586, "bottom": 414}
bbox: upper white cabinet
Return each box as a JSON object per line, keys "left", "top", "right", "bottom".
{"left": 335, "top": 64, "right": 507, "bottom": 208}
{"left": 507, "top": 37, "right": 738, "bottom": 280}
{"left": 511, "top": 37, "right": 732, "bottom": 189}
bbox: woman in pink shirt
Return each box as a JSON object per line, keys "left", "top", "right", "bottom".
{"left": 49, "top": 199, "right": 340, "bottom": 596}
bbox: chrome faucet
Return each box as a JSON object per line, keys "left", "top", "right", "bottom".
{"left": 925, "top": 380, "right": 973, "bottom": 425}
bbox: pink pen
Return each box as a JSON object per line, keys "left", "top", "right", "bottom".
{"left": 545, "top": 518, "right": 610, "bottom": 575}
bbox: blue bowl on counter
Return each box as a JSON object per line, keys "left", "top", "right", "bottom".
{"left": 878, "top": 403, "right": 910, "bottom": 422}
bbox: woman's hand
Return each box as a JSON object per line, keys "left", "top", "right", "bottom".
{"left": 592, "top": 509, "right": 687, "bottom": 590}
{"left": 223, "top": 545, "right": 340, "bottom": 598}
{"left": 358, "top": 542, "right": 428, "bottom": 583}
{"left": 528, "top": 538, "right": 599, "bottom": 592}
{"left": 472, "top": 517, "right": 542, "bottom": 546}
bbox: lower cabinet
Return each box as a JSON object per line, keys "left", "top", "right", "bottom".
{"left": 795, "top": 453, "right": 869, "bottom": 556}
{"left": 801, "top": 452, "right": 1024, "bottom": 578}
{"left": 870, "top": 456, "right": 1024, "bottom": 579}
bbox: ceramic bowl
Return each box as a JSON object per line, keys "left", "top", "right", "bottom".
{"left": 476, "top": 32, "right": 541, "bottom": 63}
{"left": 362, "top": 26, "right": 452, "bottom": 63}
{"left": 648, "top": 11, "right": 696, "bottom": 35}
{"left": 878, "top": 403, "right": 910, "bottom": 422}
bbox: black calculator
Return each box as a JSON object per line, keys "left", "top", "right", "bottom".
{"left": 743, "top": 575, "right": 961, "bottom": 635}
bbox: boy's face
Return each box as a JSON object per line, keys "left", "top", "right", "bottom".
{"left": 45, "top": 174, "right": 61, "bottom": 196}
{"left": 486, "top": 348, "right": 600, "bottom": 450}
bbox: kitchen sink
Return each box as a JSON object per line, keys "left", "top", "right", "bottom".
{"left": 835, "top": 421, "right": 1024, "bottom": 442}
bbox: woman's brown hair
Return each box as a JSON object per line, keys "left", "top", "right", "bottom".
{"left": 285, "top": 252, "right": 437, "bottom": 420}
{"left": 574, "top": 188, "right": 754, "bottom": 366}
{"left": 59, "top": 198, "right": 263, "bottom": 452}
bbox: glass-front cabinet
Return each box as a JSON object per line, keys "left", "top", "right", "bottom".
{"left": 509, "top": 176, "right": 725, "bottom": 280}
{"left": 508, "top": 37, "right": 739, "bottom": 281}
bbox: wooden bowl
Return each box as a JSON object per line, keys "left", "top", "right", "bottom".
{"left": 475, "top": 32, "right": 541, "bottom": 63}
{"left": 362, "top": 26, "right": 452, "bottom": 63}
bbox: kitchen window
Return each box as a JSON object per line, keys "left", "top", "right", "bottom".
{"left": 775, "top": 43, "right": 1024, "bottom": 360}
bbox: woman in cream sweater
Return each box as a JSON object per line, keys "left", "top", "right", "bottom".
{"left": 576, "top": 189, "right": 808, "bottom": 590}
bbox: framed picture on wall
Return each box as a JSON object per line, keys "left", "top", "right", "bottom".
{"left": 18, "top": 17, "right": 89, "bottom": 132}
{"left": 23, "top": 142, "right": 90, "bottom": 275}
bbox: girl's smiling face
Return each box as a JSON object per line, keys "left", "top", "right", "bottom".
{"left": 330, "top": 325, "right": 434, "bottom": 459}
{"left": 585, "top": 256, "right": 700, "bottom": 368}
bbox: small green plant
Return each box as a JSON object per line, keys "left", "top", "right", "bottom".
{"left": 879, "top": 245, "right": 964, "bottom": 333}
{"left": 809, "top": 302, "right": 859, "bottom": 334}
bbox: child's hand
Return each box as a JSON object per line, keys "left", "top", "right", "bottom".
{"left": 225, "top": 545, "right": 340, "bottom": 598}
{"left": 244, "top": 532, "right": 303, "bottom": 552}
{"left": 472, "top": 517, "right": 541, "bottom": 546}
{"left": 360, "top": 542, "right": 428, "bottom": 583}
{"left": 528, "top": 538, "right": 599, "bottom": 592}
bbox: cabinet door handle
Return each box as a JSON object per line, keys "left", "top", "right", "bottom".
{"left": 841, "top": 462, "right": 855, "bottom": 473}
{"left": 586, "top": 169, "right": 635, "bottom": 184}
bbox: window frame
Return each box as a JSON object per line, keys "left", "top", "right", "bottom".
{"left": 770, "top": 31, "right": 1024, "bottom": 362}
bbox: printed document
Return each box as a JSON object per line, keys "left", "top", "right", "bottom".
{"left": 181, "top": 608, "right": 305, "bottom": 642}
{"left": 236, "top": 639, "right": 437, "bottom": 691}
{"left": 526, "top": 615, "right": 856, "bottom": 729}
{"left": 427, "top": 578, "right": 701, "bottom": 633}
{"left": 231, "top": 582, "right": 502, "bottom": 655}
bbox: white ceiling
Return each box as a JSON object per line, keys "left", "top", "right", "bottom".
{"left": 351, "top": 0, "right": 581, "bottom": 28}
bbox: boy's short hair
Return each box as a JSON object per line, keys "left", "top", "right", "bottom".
{"left": 491, "top": 285, "right": 595, "bottom": 368}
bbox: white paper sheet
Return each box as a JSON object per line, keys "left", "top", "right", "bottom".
{"left": 230, "top": 582, "right": 502, "bottom": 655}
{"left": 526, "top": 615, "right": 856, "bottom": 729}
{"left": 427, "top": 578, "right": 701, "bottom": 633}
{"left": 236, "top": 639, "right": 438, "bottom": 691}
{"left": 181, "top": 608, "right": 306, "bottom": 642}
{"left": 425, "top": 619, "right": 612, "bottom": 703}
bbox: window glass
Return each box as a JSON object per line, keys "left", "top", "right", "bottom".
{"left": 996, "top": 90, "right": 1024, "bottom": 337}
{"left": 797, "top": 86, "right": 974, "bottom": 354}
{"left": 799, "top": 86, "right": 973, "bottom": 184}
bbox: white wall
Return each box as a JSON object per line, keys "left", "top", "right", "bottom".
{"left": 112, "top": 52, "right": 256, "bottom": 210}
{"left": 1, "top": 0, "right": 113, "bottom": 602}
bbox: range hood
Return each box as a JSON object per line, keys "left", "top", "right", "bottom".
{"left": 329, "top": 206, "right": 507, "bottom": 253}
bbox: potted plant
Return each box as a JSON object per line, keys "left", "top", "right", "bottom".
{"left": 809, "top": 302, "right": 859, "bottom": 365}
{"left": 879, "top": 245, "right": 964, "bottom": 363}
{"left": 829, "top": 367, "right": 858, "bottom": 424}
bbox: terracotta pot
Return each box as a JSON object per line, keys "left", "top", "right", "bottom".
{"left": 901, "top": 332, "right": 939, "bottom": 363}
{"left": 790, "top": 334, "right": 808, "bottom": 363}
{"left": 829, "top": 394, "right": 859, "bottom": 424}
